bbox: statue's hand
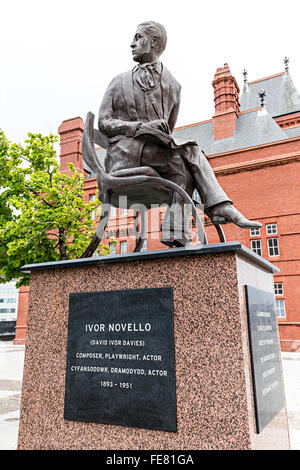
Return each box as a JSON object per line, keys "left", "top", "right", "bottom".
{"left": 140, "top": 119, "right": 170, "bottom": 135}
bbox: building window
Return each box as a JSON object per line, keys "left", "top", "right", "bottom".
{"left": 250, "top": 227, "right": 260, "bottom": 237}
{"left": 110, "top": 206, "right": 117, "bottom": 217}
{"left": 0, "top": 308, "right": 16, "bottom": 314}
{"left": 109, "top": 243, "right": 116, "bottom": 255}
{"left": 120, "top": 241, "right": 127, "bottom": 254}
{"left": 274, "top": 283, "right": 284, "bottom": 296}
{"left": 141, "top": 239, "right": 148, "bottom": 252}
{"left": 193, "top": 189, "right": 201, "bottom": 203}
{"left": 0, "top": 281, "right": 18, "bottom": 321}
{"left": 268, "top": 238, "right": 280, "bottom": 257}
{"left": 89, "top": 194, "right": 96, "bottom": 219}
{"left": 251, "top": 239, "right": 262, "bottom": 256}
{"left": 266, "top": 223, "right": 277, "bottom": 235}
{"left": 276, "top": 299, "right": 286, "bottom": 318}
{"left": 0, "top": 287, "right": 16, "bottom": 294}
{"left": 120, "top": 208, "right": 128, "bottom": 216}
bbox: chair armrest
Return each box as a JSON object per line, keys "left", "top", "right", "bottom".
{"left": 111, "top": 166, "right": 161, "bottom": 178}
{"left": 94, "top": 128, "right": 109, "bottom": 149}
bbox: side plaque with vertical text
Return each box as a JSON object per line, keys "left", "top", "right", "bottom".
{"left": 245, "top": 285, "right": 285, "bottom": 433}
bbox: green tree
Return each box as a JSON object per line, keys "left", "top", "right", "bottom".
{"left": 0, "top": 129, "right": 111, "bottom": 287}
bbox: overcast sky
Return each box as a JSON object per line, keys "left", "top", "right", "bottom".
{"left": 1, "top": 0, "right": 300, "bottom": 144}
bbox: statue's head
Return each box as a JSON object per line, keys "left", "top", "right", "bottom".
{"left": 130, "top": 21, "right": 167, "bottom": 64}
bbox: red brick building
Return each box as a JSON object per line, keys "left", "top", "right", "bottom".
{"left": 14, "top": 61, "right": 300, "bottom": 351}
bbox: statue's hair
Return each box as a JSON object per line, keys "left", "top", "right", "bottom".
{"left": 137, "top": 21, "right": 167, "bottom": 55}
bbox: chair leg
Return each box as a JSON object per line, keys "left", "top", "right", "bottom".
{"left": 133, "top": 207, "right": 147, "bottom": 252}
{"left": 214, "top": 224, "right": 226, "bottom": 243}
{"left": 81, "top": 233, "right": 104, "bottom": 258}
{"left": 133, "top": 211, "right": 142, "bottom": 252}
{"left": 191, "top": 204, "right": 207, "bottom": 245}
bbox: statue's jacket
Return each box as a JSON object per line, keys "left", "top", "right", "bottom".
{"left": 98, "top": 64, "right": 196, "bottom": 173}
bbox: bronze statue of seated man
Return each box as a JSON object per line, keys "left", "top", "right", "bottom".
{"left": 98, "top": 21, "right": 261, "bottom": 247}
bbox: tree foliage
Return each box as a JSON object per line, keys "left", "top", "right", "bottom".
{"left": 0, "top": 129, "right": 110, "bottom": 287}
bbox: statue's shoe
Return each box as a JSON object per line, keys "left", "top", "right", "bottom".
{"left": 161, "top": 234, "right": 191, "bottom": 248}
{"left": 209, "top": 203, "right": 262, "bottom": 229}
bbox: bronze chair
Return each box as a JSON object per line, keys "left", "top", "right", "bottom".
{"left": 81, "top": 112, "right": 226, "bottom": 258}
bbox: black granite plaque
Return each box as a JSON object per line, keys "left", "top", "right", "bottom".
{"left": 245, "top": 285, "right": 285, "bottom": 433}
{"left": 64, "top": 286, "right": 177, "bottom": 432}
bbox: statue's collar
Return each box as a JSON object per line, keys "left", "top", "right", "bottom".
{"left": 132, "top": 61, "right": 162, "bottom": 74}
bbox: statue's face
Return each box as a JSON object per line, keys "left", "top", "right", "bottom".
{"left": 130, "top": 26, "right": 155, "bottom": 64}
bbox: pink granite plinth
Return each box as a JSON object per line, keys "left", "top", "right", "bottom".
{"left": 18, "top": 249, "right": 290, "bottom": 450}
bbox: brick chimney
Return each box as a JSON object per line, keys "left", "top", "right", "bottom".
{"left": 58, "top": 117, "right": 84, "bottom": 174}
{"left": 212, "top": 64, "right": 240, "bottom": 140}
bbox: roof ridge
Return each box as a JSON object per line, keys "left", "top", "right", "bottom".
{"left": 174, "top": 119, "right": 212, "bottom": 131}
{"left": 248, "top": 72, "right": 285, "bottom": 85}
{"left": 239, "top": 107, "right": 261, "bottom": 115}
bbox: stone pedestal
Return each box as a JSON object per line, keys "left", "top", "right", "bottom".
{"left": 18, "top": 242, "right": 290, "bottom": 450}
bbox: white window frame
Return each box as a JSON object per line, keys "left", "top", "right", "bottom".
{"left": 276, "top": 299, "right": 286, "bottom": 318}
{"left": 251, "top": 239, "right": 262, "bottom": 256}
{"left": 268, "top": 238, "right": 280, "bottom": 257}
{"left": 120, "top": 241, "right": 127, "bottom": 254}
{"left": 110, "top": 206, "right": 117, "bottom": 217}
{"left": 109, "top": 243, "right": 116, "bottom": 255}
{"left": 193, "top": 189, "right": 201, "bottom": 203}
{"left": 274, "top": 283, "right": 284, "bottom": 296}
{"left": 266, "top": 223, "right": 277, "bottom": 235}
{"left": 250, "top": 227, "right": 261, "bottom": 237}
